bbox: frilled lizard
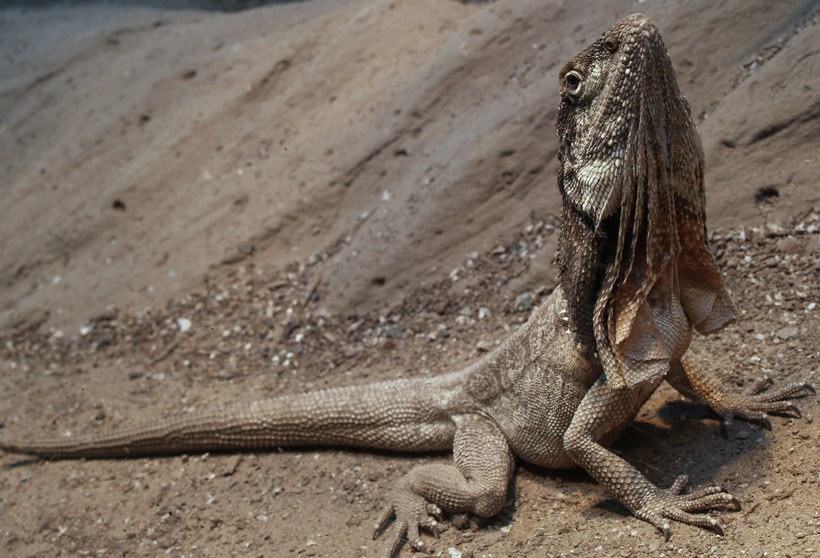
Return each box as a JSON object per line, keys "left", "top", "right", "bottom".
{"left": 1, "top": 13, "right": 814, "bottom": 557}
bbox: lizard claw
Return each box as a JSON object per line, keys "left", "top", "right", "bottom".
{"left": 634, "top": 475, "right": 739, "bottom": 539}
{"left": 718, "top": 380, "right": 814, "bottom": 437}
{"left": 710, "top": 518, "right": 725, "bottom": 537}
{"left": 661, "top": 521, "right": 671, "bottom": 542}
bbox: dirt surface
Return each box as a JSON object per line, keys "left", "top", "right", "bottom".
{"left": 0, "top": 1, "right": 818, "bottom": 557}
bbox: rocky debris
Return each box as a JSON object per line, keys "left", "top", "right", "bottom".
{"left": 2, "top": 207, "right": 818, "bottom": 398}
{"left": 0, "top": 213, "right": 556, "bottom": 383}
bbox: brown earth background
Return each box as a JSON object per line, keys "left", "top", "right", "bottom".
{"left": 0, "top": 0, "right": 818, "bottom": 557}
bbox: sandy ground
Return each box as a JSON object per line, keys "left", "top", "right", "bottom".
{"left": 0, "top": 0, "right": 818, "bottom": 556}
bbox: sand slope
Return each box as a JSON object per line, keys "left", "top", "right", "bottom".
{"left": 2, "top": 0, "right": 817, "bottom": 333}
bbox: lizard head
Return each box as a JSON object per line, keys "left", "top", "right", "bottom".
{"left": 557, "top": 13, "right": 694, "bottom": 226}
{"left": 556, "top": 14, "right": 736, "bottom": 385}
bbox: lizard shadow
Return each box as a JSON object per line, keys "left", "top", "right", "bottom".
{"left": 2, "top": 457, "right": 40, "bottom": 469}
{"left": 520, "top": 398, "right": 768, "bottom": 520}
{"left": 619, "top": 399, "right": 766, "bottom": 480}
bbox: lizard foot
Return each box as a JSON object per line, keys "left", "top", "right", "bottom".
{"left": 718, "top": 379, "right": 815, "bottom": 436}
{"left": 373, "top": 480, "right": 446, "bottom": 558}
{"left": 634, "top": 475, "right": 740, "bottom": 540}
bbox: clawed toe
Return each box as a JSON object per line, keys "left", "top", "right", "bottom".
{"left": 419, "top": 514, "right": 447, "bottom": 537}
{"left": 680, "top": 491, "right": 739, "bottom": 513}
{"left": 373, "top": 505, "right": 395, "bottom": 540}
{"left": 747, "top": 380, "right": 815, "bottom": 403}
{"left": 748, "top": 377, "right": 774, "bottom": 395}
{"left": 668, "top": 474, "right": 689, "bottom": 494}
{"left": 644, "top": 507, "right": 726, "bottom": 541}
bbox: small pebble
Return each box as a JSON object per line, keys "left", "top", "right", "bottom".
{"left": 775, "top": 326, "right": 798, "bottom": 340}
{"left": 516, "top": 292, "right": 534, "bottom": 311}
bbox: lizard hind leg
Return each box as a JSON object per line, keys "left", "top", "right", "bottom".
{"left": 373, "top": 413, "right": 515, "bottom": 558}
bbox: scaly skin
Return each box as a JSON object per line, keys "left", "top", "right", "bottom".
{"left": 0, "top": 14, "right": 814, "bottom": 557}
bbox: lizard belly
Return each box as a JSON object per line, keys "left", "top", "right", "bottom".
{"left": 466, "top": 286, "right": 601, "bottom": 470}
{"left": 492, "top": 344, "right": 600, "bottom": 469}
{"left": 504, "top": 368, "right": 596, "bottom": 469}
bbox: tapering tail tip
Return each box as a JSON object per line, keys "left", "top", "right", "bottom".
{"left": 0, "top": 438, "right": 34, "bottom": 457}
{"left": 0, "top": 436, "right": 95, "bottom": 460}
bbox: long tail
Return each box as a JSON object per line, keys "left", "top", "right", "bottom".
{"left": 0, "top": 375, "right": 462, "bottom": 459}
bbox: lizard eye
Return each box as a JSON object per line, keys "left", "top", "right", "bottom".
{"left": 604, "top": 37, "right": 618, "bottom": 53}
{"left": 564, "top": 70, "right": 584, "bottom": 100}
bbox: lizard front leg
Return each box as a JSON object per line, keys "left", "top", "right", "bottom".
{"left": 374, "top": 413, "right": 514, "bottom": 557}
{"left": 667, "top": 356, "right": 815, "bottom": 435}
{"left": 563, "top": 378, "right": 739, "bottom": 539}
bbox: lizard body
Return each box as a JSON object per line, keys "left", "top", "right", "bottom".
{"left": 0, "top": 14, "right": 813, "bottom": 557}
